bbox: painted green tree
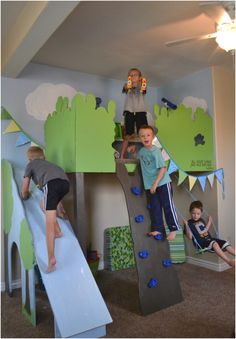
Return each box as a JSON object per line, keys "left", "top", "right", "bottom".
{"left": 1, "top": 160, "right": 14, "bottom": 234}
{"left": 20, "top": 218, "right": 36, "bottom": 326}
{"left": 45, "top": 93, "right": 116, "bottom": 173}
{"left": 154, "top": 104, "right": 215, "bottom": 172}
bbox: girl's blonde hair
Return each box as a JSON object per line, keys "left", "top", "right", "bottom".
{"left": 27, "top": 146, "right": 45, "bottom": 160}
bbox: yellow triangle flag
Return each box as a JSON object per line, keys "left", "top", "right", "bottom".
{"left": 188, "top": 176, "right": 197, "bottom": 191}
{"left": 207, "top": 173, "right": 215, "bottom": 187}
{"left": 3, "top": 120, "right": 21, "bottom": 134}
{"left": 178, "top": 170, "right": 187, "bottom": 185}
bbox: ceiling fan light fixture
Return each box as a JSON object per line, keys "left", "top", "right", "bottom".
{"left": 215, "top": 20, "right": 236, "bottom": 52}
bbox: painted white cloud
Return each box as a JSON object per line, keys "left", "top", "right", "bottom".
{"left": 182, "top": 96, "right": 208, "bottom": 117}
{"left": 25, "top": 83, "right": 84, "bottom": 121}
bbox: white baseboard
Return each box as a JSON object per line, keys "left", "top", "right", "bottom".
{"left": 1, "top": 279, "right": 22, "bottom": 292}
{"left": 2, "top": 258, "right": 228, "bottom": 291}
{"left": 186, "top": 256, "right": 230, "bottom": 272}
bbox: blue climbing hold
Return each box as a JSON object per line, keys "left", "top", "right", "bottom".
{"left": 138, "top": 250, "right": 149, "bottom": 259}
{"left": 131, "top": 186, "right": 141, "bottom": 196}
{"left": 135, "top": 215, "right": 144, "bottom": 223}
{"left": 146, "top": 203, "right": 151, "bottom": 209}
{"left": 162, "top": 259, "right": 173, "bottom": 267}
{"left": 154, "top": 234, "right": 163, "bottom": 240}
{"left": 148, "top": 278, "right": 158, "bottom": 288}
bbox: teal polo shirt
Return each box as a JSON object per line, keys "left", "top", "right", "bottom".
{"left": 138, "top": 145, "right": 171, "bottom": 189}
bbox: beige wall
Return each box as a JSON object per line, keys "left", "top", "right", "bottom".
{"left": 85, "top": 173, "right": 129, "bottom": 268}
{"left": 212, "top": 64, "right": 235, "bottom": 246}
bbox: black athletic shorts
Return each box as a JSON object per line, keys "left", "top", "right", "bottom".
{"left": 43, "top": 179, "right": 70, "bottom": 210}
{"left": 124, "top": 111, "right": 148, "bottom": 136}
{"left": 202, "top": 238, "right": 230, "bottom": 251}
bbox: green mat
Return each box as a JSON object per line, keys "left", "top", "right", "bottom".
{"left": 105, "top": 225, "right": 186, "bottom": 271}
{"left": 105, "top": 226, "right": 135, "bottom": 271}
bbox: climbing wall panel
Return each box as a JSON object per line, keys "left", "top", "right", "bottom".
{"left": 116, "top": 160, "right": 183, "bottom": 315}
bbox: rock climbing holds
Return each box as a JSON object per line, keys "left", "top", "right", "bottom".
{"left": 148, "top": 278, "right": 158, "bottom": 288}
{"left": 131, "top": 186, "right": 142, "bottom": 196}
{"left": 138, "top": 250, "right": 149, "bottom": 259}
{"left": 135, "top": 215, "right": 144, "bottom": 223}
{"left": 154, "top": 234, "right": 163, "bottom": 240}
{"left": 162, "top": 259, "right": 172, "bottom": 267}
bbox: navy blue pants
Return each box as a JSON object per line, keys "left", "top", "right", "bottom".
{"left": 150, "top": 182, "right": 180, "bottom": 233}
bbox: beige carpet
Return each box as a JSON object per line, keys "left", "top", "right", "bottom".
{"left": 1, "top": 263, "right": 235, "bottom": 338}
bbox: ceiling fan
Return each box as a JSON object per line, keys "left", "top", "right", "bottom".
{"left": 165, "top": 1, "right": 236, "bottom": 52}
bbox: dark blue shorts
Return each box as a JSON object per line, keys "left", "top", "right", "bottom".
{"left": 149, "top": 182, "right": 180, "bottom": 233}
{"left": 43, "top": 179, "right": 69, "bottom": 210}
{"left": 124, "top": 111, "right": 147, "bottom": 135}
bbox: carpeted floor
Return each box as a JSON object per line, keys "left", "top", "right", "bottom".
{"left": 1, "top": 263, "right": 235, "bottom": 338}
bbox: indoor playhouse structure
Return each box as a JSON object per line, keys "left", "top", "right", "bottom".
{"left": 1, "top": 92, "right": 225, "bottom": 337}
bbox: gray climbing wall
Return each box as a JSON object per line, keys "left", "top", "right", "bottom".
{"left": 116, "top": 160, "right": 183, "bottom": 315}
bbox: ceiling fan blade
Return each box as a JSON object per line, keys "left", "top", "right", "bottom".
{"left": 165, "top": 33, "right": 217, "bottom": 47}
{"left": 200, "top": 2, "right": 232, "bottom": 25}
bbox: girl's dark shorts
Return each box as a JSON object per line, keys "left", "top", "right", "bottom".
{"left": 124, "top": 111, "right": 148, "bottom": 136}
{"left": 43, "top": 179, "right": 70, "bottom": 210}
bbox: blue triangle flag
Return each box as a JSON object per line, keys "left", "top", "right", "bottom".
{"left": 198, "top": 175, "right": 207, "bottom": 191}
{"left": 215, "top": 169, "right": 224, "bottom": 184}
{"left": 168, "top": 160, "right": 178, "bottom": 174}
{"left": 16, "top": 132, "right": 31, "bottom": 147}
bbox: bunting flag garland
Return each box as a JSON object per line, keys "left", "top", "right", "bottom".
{"left": 152, "top": 137, "right": 162, "bottom": 149}
{"left": 3, "top": 120, "right": 21, "bottom": 134}
{"left": 30, "top": 141, "right": 40, "bottom": 147}
{"left": 214, "top": 168, "right": 224, "bottom": 184}
{"left": 197, "top": 175, "right": 207, "bottom": 191}
{"left": 1, "top": 106, "right": 12, "bottom": 120}
{"left": 154, "top": 135, "right": 225, "bottom": 195}
{"left": 161, "top": 148, "right": 170, "bottom": 161}
{"left": 178, "top": 170, "right": 187, "bottom": 185}
{"left": 2, "top": 108, "right": 41, "bottom": 149}
{"left": 168, "top": 160, "right": 178, "bottom": 174}
{"left": 16, "top": 132, "right": 31, "bottom": 147}
{"left": 188, "top": 176, "right": 197, "bottom": 191}
{"left": 207, "top": 173, "right": 215, "bottom": 187}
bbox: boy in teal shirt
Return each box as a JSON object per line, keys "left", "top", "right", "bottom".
{"left": 137, "top": 125, "right": 180, "bottom": 240}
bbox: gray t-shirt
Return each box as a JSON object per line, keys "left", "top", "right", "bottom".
{"left": 24, "top": 159, "right": 69, "bottom": 188}
{"left": 124, "top": 87, "right": 148, "bottom": 112}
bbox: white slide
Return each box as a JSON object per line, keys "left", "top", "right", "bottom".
{"left": 13, "top": 167, "right": 112, "bottom": 338}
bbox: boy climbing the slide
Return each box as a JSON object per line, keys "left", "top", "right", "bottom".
{"left": 21, "top": 146, "right": 70, "bottom": 273}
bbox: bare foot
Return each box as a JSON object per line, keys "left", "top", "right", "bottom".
{"left": 54, "top": 225, "right": 63, "bottom": 238}
{"left": 56, "top": 211, "right": 69, "bottom": 220}
{"left": 167, "top": 231, "right": 176, "bottom": 241}
{"left": 55, "top": 231, "right": 63, "bottom": 238}
{"left": 40, "top": 200, "right": 46, "bottom": 214}
{"left": 228, "top": 259, "right": 235, "bottom": 267}
{"left": 147, "top": 231, "right": 162, "bottom": 237}
{"left": 47, "top": 257, "right": 56, "bottom": 273}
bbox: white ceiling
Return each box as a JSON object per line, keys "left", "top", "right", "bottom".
{"left": 1, "top": 1, "right": 235, "bottom": 87}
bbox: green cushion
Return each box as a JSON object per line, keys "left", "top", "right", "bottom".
{"left": 105, "top": 225, "right": 135, "bottom": 271}
{"left": 105, "top": 225, "right": 186, "bottom": 271}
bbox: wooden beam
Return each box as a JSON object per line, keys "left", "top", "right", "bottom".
{"left": 2, "top": 1, "right": 79, "bottom": 78}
